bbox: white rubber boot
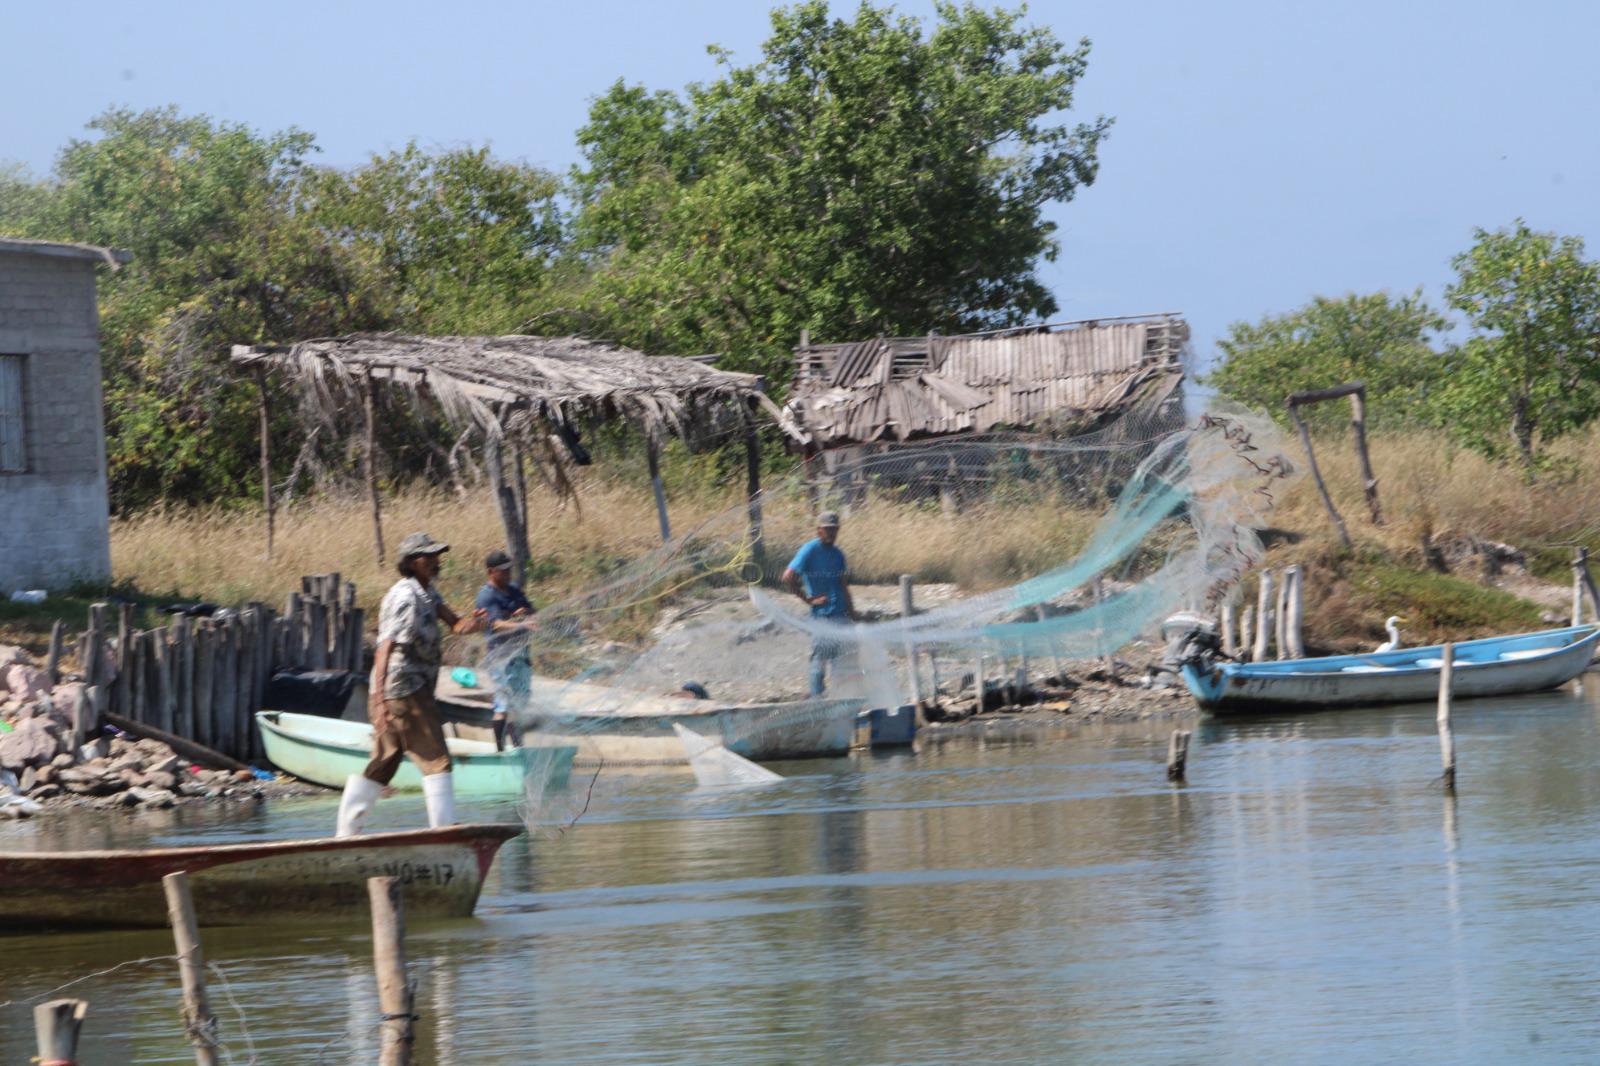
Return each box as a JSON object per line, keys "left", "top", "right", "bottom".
{"left": 336, "top": 774, "right": 384, "bottom": 837}
{"left": 422, "top": 771, "right": 456, "bottom": 828}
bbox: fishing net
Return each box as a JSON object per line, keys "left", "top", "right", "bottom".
{"left": 454, "top": 393, "right": 1297, "bottom": 827}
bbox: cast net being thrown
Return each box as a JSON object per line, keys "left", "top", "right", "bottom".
{"left": 477, "top": 396, "right": 1296, "bottom": 822}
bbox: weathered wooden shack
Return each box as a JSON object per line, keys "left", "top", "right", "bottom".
{"left": 780, "top": 314, "right": 1189, "bottom": 511}
{"left": 782, "top": 313, "right": 1188, "bottom": 448}
{"left": 231, "top": 333, "right": 790, "bottom": 572}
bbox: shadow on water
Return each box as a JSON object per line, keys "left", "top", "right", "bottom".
{"left": 5, "top": 676, "right": 1600, "bottom": 1062}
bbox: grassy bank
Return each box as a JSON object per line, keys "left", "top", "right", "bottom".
{"left": 6, "top": 425, "right": 1595, "bottom": 655}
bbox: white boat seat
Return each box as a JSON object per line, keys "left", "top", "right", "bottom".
{"left": 1341, "top": 664, "right": 1394, "bottom": 672}
{"left": 1499, "top": 649, "right": 1546, "bottom": 660}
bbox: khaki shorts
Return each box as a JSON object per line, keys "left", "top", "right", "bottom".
{"left": 364, "top": 686, "right": 452, "bottom": 783}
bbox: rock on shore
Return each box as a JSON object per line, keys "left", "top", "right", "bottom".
{"left": 0, "top": 642, "right": 319, "bottom": 818}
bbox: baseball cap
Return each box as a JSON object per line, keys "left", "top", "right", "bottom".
{"left": 397, "top": 531, "right": 450, "bottom": 558}
{"left": 485, "top": 549, "right": 512, "bottom": 570}
{"left": 817, "top": 511, "right": 841, "bottom": 528}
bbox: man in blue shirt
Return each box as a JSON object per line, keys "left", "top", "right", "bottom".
{"left": 476, "top": 550, "right": 536, "bottom": 749}
{"left": 782, "top": 511, "right": 855, "bottom": 697}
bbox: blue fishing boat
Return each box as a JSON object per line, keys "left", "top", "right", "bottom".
{"left": 1178, "top": 624, "right": 1600, "bottom": 714}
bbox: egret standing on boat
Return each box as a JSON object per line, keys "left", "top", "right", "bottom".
{"left": 782, "top": 511, "right": 855, "bottom": 697}
{"left": 1375, "top": 615, "right": 1406, "bottom": 653}
{"left": 337, "top": 532, "right": 486, "bottom": 837}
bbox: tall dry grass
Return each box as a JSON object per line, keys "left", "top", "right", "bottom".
{"left": 110, "top": 426, "right": 1600, "bottom": 640}
{"left": 111, "top": 471, "right": 1105, "bottom": 615}
{"left": 1270, "top": 424, "right": 1600, "bottom": 565}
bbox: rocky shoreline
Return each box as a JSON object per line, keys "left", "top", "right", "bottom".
{"left": 0, "top": 643, "right": 323, "bottom": 817}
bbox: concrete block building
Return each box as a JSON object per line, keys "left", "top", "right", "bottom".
{"left": 0, "top": 237, "right": 129, "bottom": 590}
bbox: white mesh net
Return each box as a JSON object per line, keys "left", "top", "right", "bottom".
{"left": 447, "top": 396, "right": 1297, "bottom": 828}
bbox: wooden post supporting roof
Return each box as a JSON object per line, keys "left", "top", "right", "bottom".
{"left": 646, "top": 437, "right": 671, "bottom": 543}
{"left": 362, "top": 370, "right": 386, "bottom": 565}
{"left": 743, "top": 406, "right": 765, "bottom": 575}
{"left": 255, "top": 365, "right": 275, "bottom": 559}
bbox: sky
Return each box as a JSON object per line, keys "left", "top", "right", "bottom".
{"left": 5, "top": 0, "right": 1599, "bottom": 373}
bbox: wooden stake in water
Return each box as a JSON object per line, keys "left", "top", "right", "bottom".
{"left": 369, "top": 876, "right": 415, "bottom": 1066}
{"left": 1239, "top": 606, "right": 1255, "bottom": 663}
{"left": 162, "top": 871, "right": 220, "bottom": 1066}
{"left": 899, "top": 574, "right": 922, "bottom": 706}
{"left": 1219, "top": 600, "right": 1238, "bottom": 659}
{"left": 34, "top": 998, "right": 87, "bottom": 1066}
{"left": 1166, "top": 729, "right": 1192, "bottom": 782}
{"left": 1438, "top": 642, "right": 1456, "bottom": 792}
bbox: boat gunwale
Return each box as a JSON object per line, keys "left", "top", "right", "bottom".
{"left": 1213, "top": 624, "right": 1600, "bottom": 681}
{"left": 0, "top": 822, "right": 523, "bottom": 864}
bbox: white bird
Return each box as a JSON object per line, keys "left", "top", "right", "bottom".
{"left": 1375, "top": 615, "right": 1406, "bottom": 653}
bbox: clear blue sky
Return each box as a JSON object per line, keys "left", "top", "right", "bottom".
{"left": 5, "top": 0, "right": 1598, "bottom": 370}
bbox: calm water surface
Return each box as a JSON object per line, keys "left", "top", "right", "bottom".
{"left": 5, "top": 679, "right": 1600, "bottom": 1063}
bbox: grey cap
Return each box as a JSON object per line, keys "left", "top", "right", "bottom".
{"left": 397, "top": 531, "right": 450, "bottom": 558}
{"left": 816, "top": 511, "right": 841, "bottom": 528}
{"left": 485, "top": 549, "right": 512, "bottom": 570}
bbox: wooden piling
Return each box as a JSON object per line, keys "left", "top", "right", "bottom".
{"left": 1438, "top": 642, "right": 1456, "bottom": 792}
{"left": 237, "top": 611, "right": 258, "bottom": 760}
{"left": 1574, "top": 547, "right": 1599, "bottom": 626}
{"left": 44, "top": 618, "right": 65, "bottom": 684}
{"left": 127, "top": 630, "right": 147, "bottom": 724}
{"left": 171, "top": 615, "right": 193, "bottom": 739}
{"left": 82, "top": 603, "right": 107, "bottom": 690}
{"left": 899, "top": 574, "right": 921, "bottom": 706}
{"left": 1274, "top": 572, "right": 1290, "bottom": 660}
{"left": 151, "top": 629, "right": 174, "bottom": 733}
{"left": 113, "top": 602, "right": 133, "bottom": 715}
{"left": 215, "top": 623, "right": 237, "bottom": 757}
{"left": 1166, "top": 729, "right": 1192, "bottom": 782}
{"left": 1252, "top": 571, "right": 1274, "bottom": 663}
{"left": 972, "top": 652, "right": 985, "bottom": 710}
{"left": 1284, "top": 566, "right": 1306, "bottom": 659}
{"left": 1239, "top": 606, "right": 1255, "bottom": 663}
{"left": 1219, "top": 600, "right": 1238, "bottom": 659}
{"left": 33, "top": 998, "right": 87, "bottom": 1066}
{"left": 162, "top": 871, "right": 221, "bottom": 1066}
{"left": 193, "top": 623, "right": 215, "bottom": 749}
{"left": 368, "top": 876, "right": 416, "bottom": 1066}
{"left": 346, "top": 607, "right": 366, "bottom": 672}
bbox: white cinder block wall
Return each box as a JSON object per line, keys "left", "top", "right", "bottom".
{"left": 0, "top": 247, "right": 114, "bottom": 590}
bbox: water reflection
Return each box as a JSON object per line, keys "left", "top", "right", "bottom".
{"left": 3, "top": 680, "right": 1600, "bottom": 1062}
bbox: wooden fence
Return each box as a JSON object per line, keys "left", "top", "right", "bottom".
{"left": 64, "top": 574, "right": 364, "bottom": 763}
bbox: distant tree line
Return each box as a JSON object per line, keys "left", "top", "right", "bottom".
{"left": 0, "top": 1, "right": 1110, "bottom": 512}
{"left": 1207, "top": 220, "right": 1600, "bottom": 470}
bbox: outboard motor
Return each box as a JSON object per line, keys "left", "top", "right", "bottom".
{"left": 1159, "top": 610, "right": 1223, "bottom": 674}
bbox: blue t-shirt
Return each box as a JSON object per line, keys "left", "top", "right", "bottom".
{"left": 476, "top": 582, "right": 534, "bottom": 655}
{"left": 788, "top": 538, "right": 849, "bottom": 618}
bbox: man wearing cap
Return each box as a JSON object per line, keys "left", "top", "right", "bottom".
{"left": 336, "top": 532, "right": 487, "bottom": 837}
{"left": 782, "top": 511, "right": 855, "bottom": 697}
{"left": 476, "top": 550, "right": 537, "bottom": 750}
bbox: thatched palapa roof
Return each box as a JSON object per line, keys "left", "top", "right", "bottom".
{"left": 230, "top": 332, "right": 788, "bottom": 448}
{"left": 783, "top": 314, "right": 1188, "bottom": 449}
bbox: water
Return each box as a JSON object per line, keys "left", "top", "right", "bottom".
{"left": 5, "top": 679, "right": 1600, "bottom": 1063}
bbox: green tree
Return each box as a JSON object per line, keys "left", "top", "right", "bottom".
{"left": 566, "top": 0, "right": 1111, "bottom": 382}
{"left": 1439, "top": 220, "right": 1600, "bottom": 467}
{"left": 1206, "top": 291, "right": 1447, "bottom": 425}
{"left": 308, "top": 144, "right": 564, "bottom": 334}
{"left": 14, "top": 107, "right": 382, "bottom": 509}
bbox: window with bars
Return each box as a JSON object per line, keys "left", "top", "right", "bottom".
{"left": 0, "top": 354, "right": 26, "bottom": 473}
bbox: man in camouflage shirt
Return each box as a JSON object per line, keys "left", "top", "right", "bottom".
{"left": 336, "top": 531, "right": 486, "bottom": 836}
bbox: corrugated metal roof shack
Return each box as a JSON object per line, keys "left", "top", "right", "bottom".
{"left": 780, "top": 314, "right": 1189, "bottom": 512}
